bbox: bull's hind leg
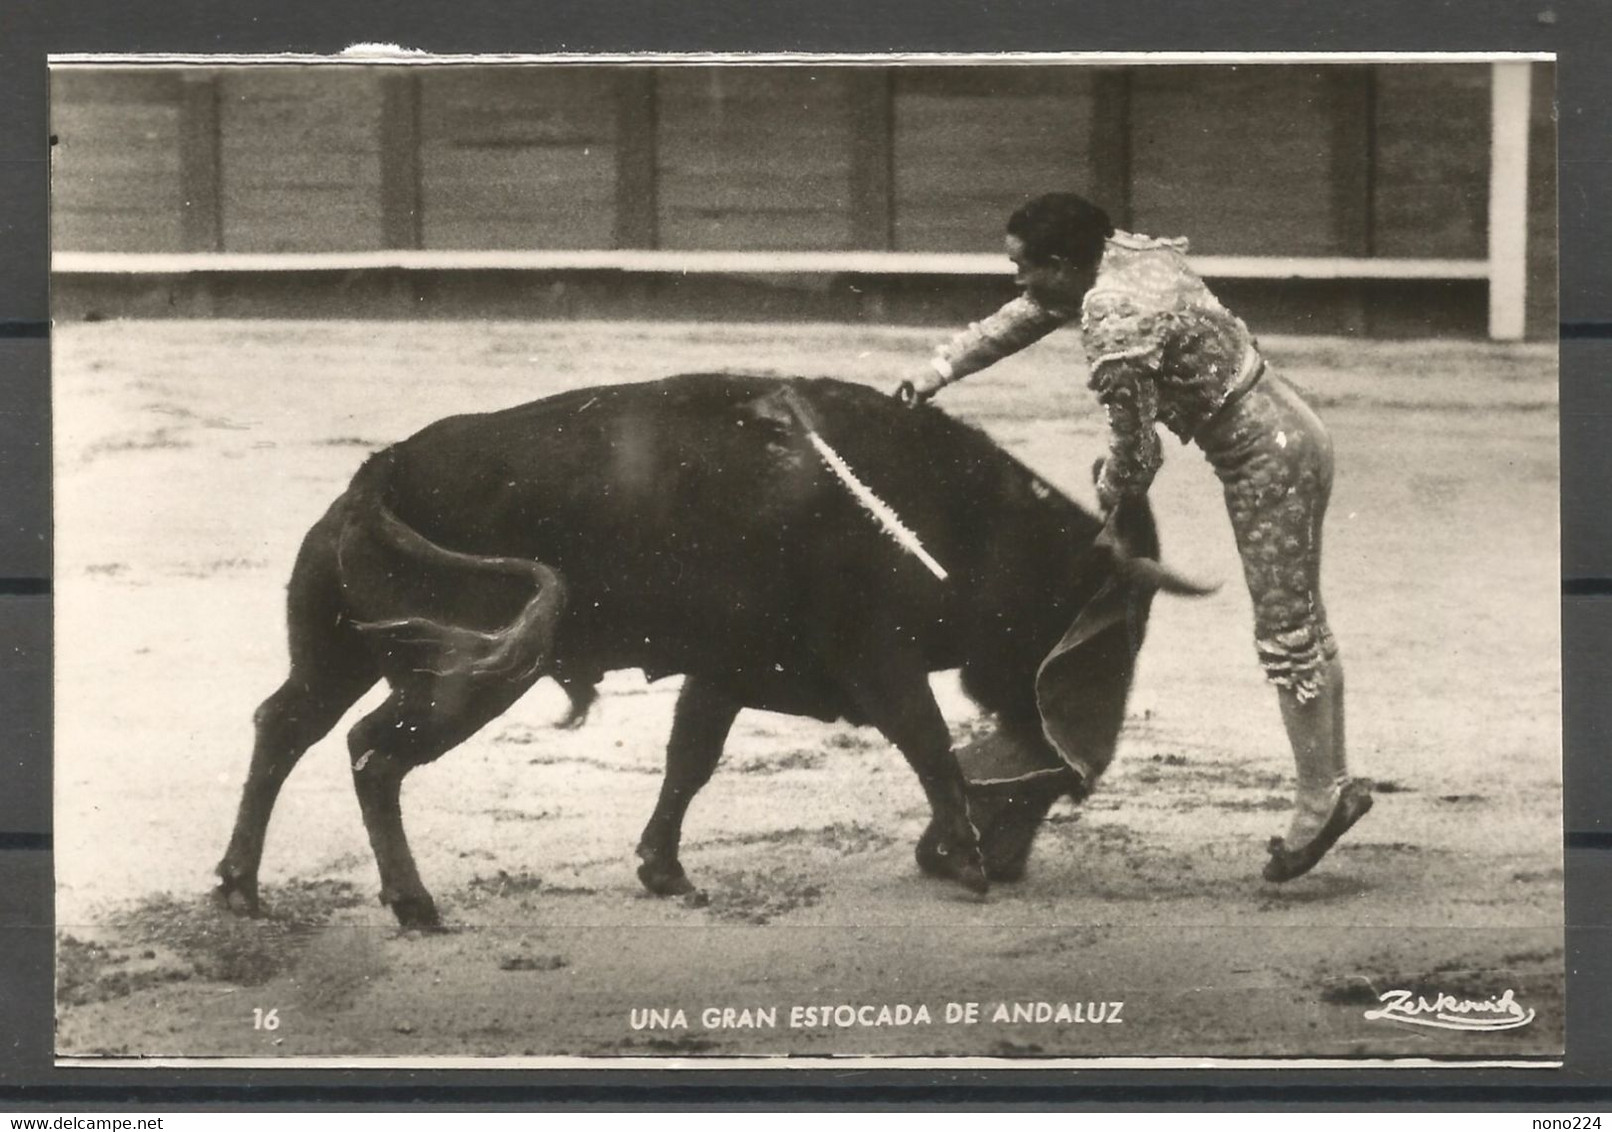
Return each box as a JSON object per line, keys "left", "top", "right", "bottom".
{"left": 216, "top": 664, "right": 377, "bottom": 915}
{"left": 347, "top": 674, "right": 539, "bottom": 928}
{"left": 217, "top": 519, "right": 380, "bottom": 916}
{"left": 636, "top": 677, "right": 741, "bottom": 896}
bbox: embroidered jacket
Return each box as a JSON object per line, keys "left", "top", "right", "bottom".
{"left": 928, "top": 230, "right": 1260, "bottom": 506}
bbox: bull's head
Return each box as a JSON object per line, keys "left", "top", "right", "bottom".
{"left": 948, "top": 462, "right": 1216, "bottom": 884}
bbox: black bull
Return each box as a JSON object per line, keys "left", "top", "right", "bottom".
{"left": 216, "top": 374, "right": 1207, "bottom": 928}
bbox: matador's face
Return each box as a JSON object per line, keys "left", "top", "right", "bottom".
{"left": 1006, "top": 234, "right": 1096, "bottom": 316}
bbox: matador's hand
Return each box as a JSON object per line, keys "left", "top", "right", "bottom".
{"left": 1090, "top": 457, "right": 1114, "bottom": 512}
{"left": 893, "top": 380, "right": 931, "bottom": 408}
{"left": 1093, "top": 507, "right": 1121, "bottom": 555}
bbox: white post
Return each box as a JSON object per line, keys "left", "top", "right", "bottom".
{"left": 1488, "top": 60, "right": 1533, "bottom": 341}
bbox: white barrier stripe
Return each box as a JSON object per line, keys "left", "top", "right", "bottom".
{"left": 1487, "top": 60, "right": 1533, "bottom": 341}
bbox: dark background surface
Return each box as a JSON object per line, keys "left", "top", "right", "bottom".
{"left": 4, "top": 0, "right": 1611, "bottom": 1107}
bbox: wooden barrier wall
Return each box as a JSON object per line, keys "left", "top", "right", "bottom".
{"left": 49, "top": 62, "right": 1557, "bottom": 332}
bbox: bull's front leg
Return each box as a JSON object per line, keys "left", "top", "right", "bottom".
{"left": 839, "top": 649, "right": 988, "bottom": 896}
{"left": 636, "top": 676, "right": 741, "bottom": 896}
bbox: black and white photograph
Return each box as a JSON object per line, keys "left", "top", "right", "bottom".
{"left": 49, "top": 53, "right": 1562, "bottom": 1065}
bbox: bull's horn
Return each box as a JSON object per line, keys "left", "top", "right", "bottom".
{"left": 1117, "top": 555, "right": 1220, "bottom": 597}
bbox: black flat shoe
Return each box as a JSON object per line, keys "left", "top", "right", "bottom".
{"left": 1262, "top": 778, "right": 1375, "bottom": 883}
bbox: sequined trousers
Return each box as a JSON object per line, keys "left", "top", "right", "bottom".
{"left": 1195, "top": 371, "right": 1338, "bottom": 700}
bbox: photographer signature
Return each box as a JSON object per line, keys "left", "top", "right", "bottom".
{"left": 1363, "top": 987, "right": 1535, "bottom": 1032}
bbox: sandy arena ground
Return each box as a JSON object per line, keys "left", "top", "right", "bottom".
{"left": 52, "top": 319, "right": 1561, "bottom": 1063}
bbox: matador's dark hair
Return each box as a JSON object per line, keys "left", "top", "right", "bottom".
{"left": 1006, "top": 193, "right": 1115, "bottom": 269}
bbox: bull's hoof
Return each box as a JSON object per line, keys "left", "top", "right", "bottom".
{"left": 387, "top": 892, "right": 443, "bottom": 931}
{"left": 638, "top": 858, "right": 696, "bottom": 897}
{"left": 554, "top": 699, "right": 593, "bottom": 730}
{"left": 213, "top": 867, "right": 260, "bottom": 918}
{"left": 914, "top": 826, "right": 990, "bottom": 896}
{"left": 213, "top": 881, "right": 261, "bottom": 918}
{"left": 915, "top": 824, "right": 949, "bottom": 879}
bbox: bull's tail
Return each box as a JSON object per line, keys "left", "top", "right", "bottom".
{"left": 338, "top": 452, "right": 568, "bottom": 684}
